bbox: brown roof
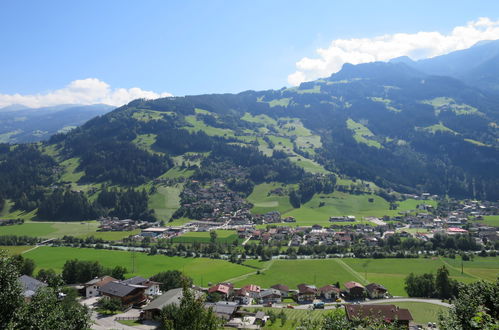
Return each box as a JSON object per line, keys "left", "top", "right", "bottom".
{"left": 365, "top": 283, "right": 387, "bottom": 293}
{"left": 319, "top": 284, "right": 340, "bottom": 293}
{"left": 344, "top": 281, "right": 365, "bottom": 290}
{"left": 271, "top": 284, "right": 289, "bottom": 292}
{"left": 345, "top": 304, "right": 413, "bottom": 322}
{"left": 297, "top": 283, "right": 317, "bottom": 294}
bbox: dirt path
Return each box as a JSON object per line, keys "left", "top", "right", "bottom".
{"left": 223, "top": 259, "right": 275, "bottom": 284}
{"left": 333, "top": 259, "right": 369, "bottom": 285}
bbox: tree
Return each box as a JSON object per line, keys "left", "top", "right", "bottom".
{"left": 11, "top": 254, "right": 36, "bottom": 276}
{"left": 0, "top": 253, "right": 90, "bottom": 329}
{"left": 160, "top": 282, "right": 221, "bottom": 330}
{"left": 111, "top": 265, "right": 127, "bottom": 280}
{"left": 435, "top": 266, "right": 453, "bottom": 299}
{"left": 322, "top": 309, "right": 350, "bottom": 329}
{"left": 210, "top": 231, "right": 218, "bottom": 244}
{"left": 37, "top": 268, "right": 65, "bottom": 288}
{"left": 151, "top": 270, "right": 193, "bottom": 292}
{"left": 439, "top": 280, "right": 499, "bottom": 330}
{"left": 0, "top": 252, "right": 23, "bottom": 329}
{"left": 62, "top": 259, "right": 103, "bottom": 284}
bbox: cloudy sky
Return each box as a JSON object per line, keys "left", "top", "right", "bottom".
{"left": 1, "top": 1, "right": 498, "bottom": 107}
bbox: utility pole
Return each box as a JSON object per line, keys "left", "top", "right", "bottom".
{"left": 131, "top": 250, "right": 136, "bottom": 274}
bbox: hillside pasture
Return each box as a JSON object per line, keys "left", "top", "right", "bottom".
{"left": 24, "top": 246, "right": 253, "bottom": 285}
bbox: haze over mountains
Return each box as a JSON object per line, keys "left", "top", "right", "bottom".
{"left": 391, "top": 39, "right": 499, "bottom": 93}
{"left": 0, "top": 104, "right": 114, "bottom": 143}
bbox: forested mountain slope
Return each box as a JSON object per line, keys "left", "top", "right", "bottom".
{"left": 1, "top": 60, "right": 498, "bottom": 222}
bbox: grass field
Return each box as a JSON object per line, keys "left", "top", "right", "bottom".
{"left": 0, "top": 245, "right": 34, "bottom": 255}
{"left": 233, "top": 257, "right": 498, "bottom": 296}
{"left": 377, "top": 302, "right": 447, "bottom": 324}
{"left": 479, "top": 215, "right": 499, "bottom": 227}
{"left": 172, "top": 230, "right": 240, "bottom": 244}
{"left": 243, "top": 307, "right": 330, "bottom": 329}
{"left": 0, "top": 212, "right": 136, "bottom": 241}
{"left": 24, "top": 246, "right": 253, "bottom": 285}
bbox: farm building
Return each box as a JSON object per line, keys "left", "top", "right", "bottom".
{"left": 344, "top": 281, "right": 366, "bottom": 299}
{"left": 365, "top": 283, "right": 388, "bottom": 299}
{"left": 345, "top": 304, "right": 413, "bottom": 328}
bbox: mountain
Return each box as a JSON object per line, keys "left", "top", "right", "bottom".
{"left": 396, "top": 39, "right": 499, "bottom": 93}
{"left": 1, "top": 53, "right": 498, "bottom": 223}
{"left": 0, "top": 104, "right": 115, "bottom": 143}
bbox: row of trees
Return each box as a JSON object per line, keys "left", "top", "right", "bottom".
{"left": 36, "top": 186, "right": 154, "bottom": 222}
{"left": 405, "top": 266, "right": 458, "bottom": 299}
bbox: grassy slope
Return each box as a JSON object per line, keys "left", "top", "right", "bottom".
{"left": 24, "top": 246, "right": 253, "bottom": 285}
{"left": 248, "top": 183, "right": 436, "bottom": 225}
{"left": 148, "top": 185, "right": 183, "bottom": 221}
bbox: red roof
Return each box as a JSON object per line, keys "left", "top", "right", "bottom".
{"left": 319, "top": 284, "right": 340, "bottom": 293}
{"left": 344, "top": 281, "right": 365, "bottom": 290}
{"left": 208, "top": 284, "right": 230, "bottom": 295}
{"left": 447, "top": 227, "right": 468, "bottom": 233}
{"left": 242, "top": 284, "right": 261, "bottom": 293}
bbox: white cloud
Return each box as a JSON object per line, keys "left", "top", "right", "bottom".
{"left": 0, "top": 78, "right": 173, "bottom": 108}
{"left": 288, "top": 17, "right": 499, "bottom": 85}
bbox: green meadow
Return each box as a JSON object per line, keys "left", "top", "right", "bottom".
{"left": 233, "top": 257, "right": 498, "bottom": 296}
{"left": 172, "top": 230, "right": 240, "bottom": 244}
{"left": 24, "top": 246, "right": 252, "bottom": 286}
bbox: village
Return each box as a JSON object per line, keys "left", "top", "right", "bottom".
{"left": 95, "top": 196, "right": 498, "bottom": 254}
{"left": 18, "top": 271, "right": 421, "bottom": 329}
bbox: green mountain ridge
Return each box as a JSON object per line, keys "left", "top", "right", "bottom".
{"left": 1, "top": 58, "right": 499, "bottom": 223}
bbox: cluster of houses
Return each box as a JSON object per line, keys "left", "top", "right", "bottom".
{"left": 17, "top": 273, "right": 419, "bottom": 328}
{"left": 206, "top": 280, "right": 388, "bottom": 305}
{"left": 97, "top": 217, "right": 151, "bottom": 232}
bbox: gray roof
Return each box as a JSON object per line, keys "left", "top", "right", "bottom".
{"left": 143, "top": 288, "right": 183, "bottom": 311}
{"left": 122, "top": 276, "right": 147, "bottom": 285}
{"left": 259, "top": 289, "right": 281, "bottom": 298}
{"left": 99, "top": 281, "right": 146, "bottom": 297}
{"left": 19, "top": 275, "right": 47, "bottom": 297}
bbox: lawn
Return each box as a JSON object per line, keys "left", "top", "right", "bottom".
{"left": 24, "top": 246, "right": 253, "bottom": 286}
{"left": 233, "top": 259, "right": 358, "bottom": 289}
{"left": 0, "top": 245, "right": 34, "bottom": 255}
{"left": 78, "top": 230, "right": 141, "bottom": 241}
{"left": 377, "top": 302, "right": 448, "bottom": 325}
{"left": 233, "top": 257, "right": 499, "bottom": 296}
{"left": 172, "top": 230, "right": 240, "bottom": 244}
{"left": 346, "top": 118, "right": 382, "bottom": 149}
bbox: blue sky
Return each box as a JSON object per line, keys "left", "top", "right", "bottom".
{"left": 1, "top": 1, "right": 498, "bottom": 106}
